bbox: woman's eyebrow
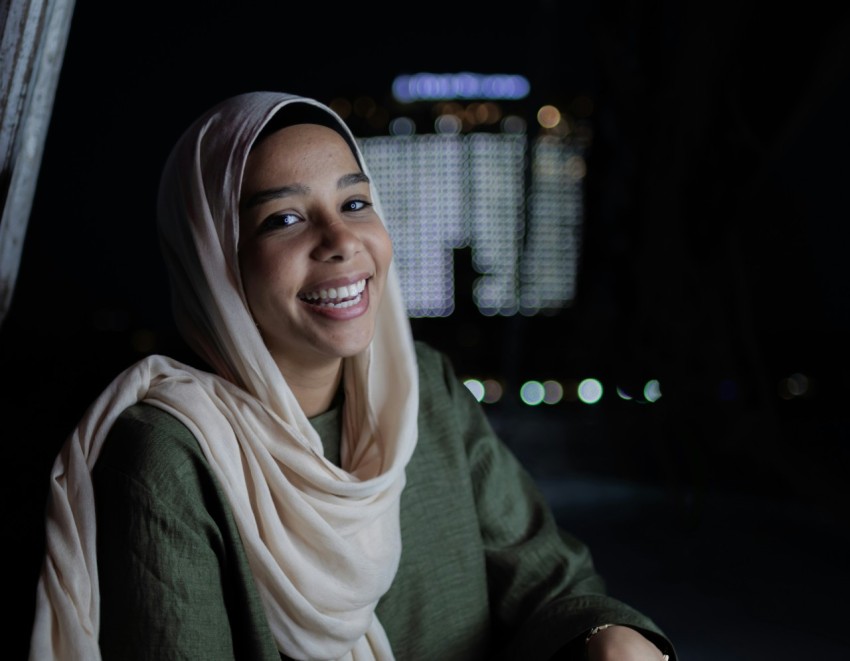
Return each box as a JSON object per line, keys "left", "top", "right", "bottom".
{"left": 338, "top": 172, "right": 370, "bottom": 188}
{"left": 241, "top": 184, "right": 307, "bottom": 210}
{"left": 241, "top": 173, "right": 370, "bottom": 210}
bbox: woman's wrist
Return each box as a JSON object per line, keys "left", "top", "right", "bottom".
{"left": 584, "top": 624, "right": 670, "bottom": 660}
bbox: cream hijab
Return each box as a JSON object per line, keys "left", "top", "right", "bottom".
{"left": 29, "top": 92, "right": 419, "bottom": 661}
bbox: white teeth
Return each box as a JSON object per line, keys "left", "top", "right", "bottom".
{"left": 300, "top": 279, "right": 366, "bottom": 306}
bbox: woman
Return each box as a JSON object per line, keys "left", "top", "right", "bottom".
{"left": 29, "top": 92, "right": 676, "bottom": 660}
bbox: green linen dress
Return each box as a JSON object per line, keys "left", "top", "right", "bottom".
{"left": 93, "top": 341, "right": 674, "bottom": 660}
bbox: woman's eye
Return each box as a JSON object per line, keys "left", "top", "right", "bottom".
{"left": 343, "top": 199, "right": 373, "bottom": 213}
{"left": 261, "top": 212, "right": 301, "bottom": 231}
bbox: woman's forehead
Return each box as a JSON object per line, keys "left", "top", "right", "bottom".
{"left": 250, "top": 102, "right": 361, "bottom": 166}
{"left": 245, "top": 124, "right": 359, "bottom": 174}
{"left": 239, "top": 124, "right": 363, "bottom": 206}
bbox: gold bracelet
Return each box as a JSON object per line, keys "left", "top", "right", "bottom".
{"left": 584, "top": 623, "right": 614, "bottom": 644}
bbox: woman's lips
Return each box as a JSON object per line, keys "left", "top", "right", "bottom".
{"left": 298, "top": 278, "right": 370, "bottom": 319}
{"left": 298, "top": 278, "right": 366, "bottom": 306}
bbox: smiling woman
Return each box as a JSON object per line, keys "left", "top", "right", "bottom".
{"left": 28, "top": 91, "right": 676, "bottom": 661}
{"left": 238, "top": 120, "right": 393, "bottom": 415}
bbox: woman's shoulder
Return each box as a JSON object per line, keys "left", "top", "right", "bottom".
{"left": 93, "top": 402, "right": 210, "bottom": 495}
{"left": 412, "top": 340, "right": 479, "bottom": 418}
{"left": 413, "top": 339, "right": 457, "bottom": 385}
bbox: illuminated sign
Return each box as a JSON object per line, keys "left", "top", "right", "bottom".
{"left": 392, "top": 72, "right": 531, "bottom": 103}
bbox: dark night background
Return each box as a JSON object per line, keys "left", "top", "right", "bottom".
{"left": 3, "top": 1, "right": 850, "bottom": 658}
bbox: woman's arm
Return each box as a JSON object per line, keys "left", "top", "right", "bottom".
{"left": 93, "top": 403, "right": 280, "bottom": 661}
{"left": 429, "top": 345, "right": 676, "bottom": 660}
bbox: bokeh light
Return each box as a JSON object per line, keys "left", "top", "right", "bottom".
{"left": 644, "top": 379, "right": 662, "bottom": 403}
{"left": 482, "top": 379, "right": 504, "bottom": 404}
{"left": 520, "top": 380, "right": 546, "bottom": 405}
{"left": 778, "top": 372, "right": 811, "bottom": 400}
{"left": 463, "top": 379, "right": 485, "bottom": 402}
{"left": 537, "top": 105, "right": 562, "bottom": 129}
{"left": 577, "top": 378, "right": 603, "bottom": 404}
{"left": 543, "top": 380, "right": 563, "bottom": 404}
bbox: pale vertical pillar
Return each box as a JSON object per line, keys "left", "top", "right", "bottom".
{"left": 0, "top": 0, "right": 76, "bottom": 325}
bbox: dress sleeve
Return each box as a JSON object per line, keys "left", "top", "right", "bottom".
{"left": 432, "top": 349, "right": 676, "bottom": 660}
{"left": 92, "top": 403, "right": 281, "bottom": 661}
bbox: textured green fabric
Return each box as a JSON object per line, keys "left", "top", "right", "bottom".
{"left": 94, "top": 341, "right": 674, "bottom": 660}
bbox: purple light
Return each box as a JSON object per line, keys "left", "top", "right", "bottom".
{"left": 393, "top": 72, "right": 530, "bottom": 102}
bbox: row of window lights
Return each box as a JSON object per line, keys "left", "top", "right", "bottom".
{"left": 462, "top": 377, "right": 663, "bottom": 406}
{"left": 463, "top": 373, "right": 814, "bottom": 406}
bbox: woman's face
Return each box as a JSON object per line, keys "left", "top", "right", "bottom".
{"left": 238, "top": 122, "right": 392, "bottom": 377}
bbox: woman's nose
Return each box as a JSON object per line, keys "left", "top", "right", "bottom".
{"left": 310, "top": 218, "right": 362, "bottom": 262}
